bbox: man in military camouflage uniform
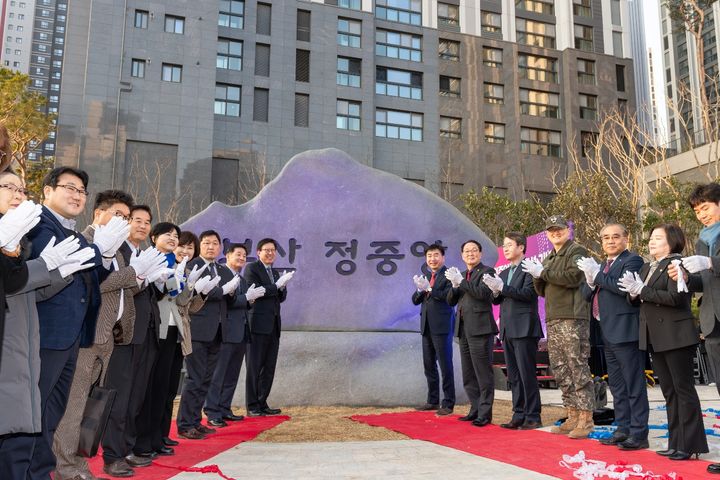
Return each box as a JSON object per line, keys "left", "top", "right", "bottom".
{"left": 521, "top": 215, "right": 595, "bottom": 438}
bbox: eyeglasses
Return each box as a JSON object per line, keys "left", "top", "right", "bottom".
{"left": 0, "top": 183, "right": 30, "bottom": 196}
{"left": 260, "top": 248, "right": 276, "bottom": 253}
{"left": 56, "top": 184, "right": 89, "bottom": 196}
{"left": 101, "top": 208, "right": 130, "bottom": 221}
{"left": 462, "top": 248, "right": 480, "bottom": 254}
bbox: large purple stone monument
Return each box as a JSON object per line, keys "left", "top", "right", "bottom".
{"left": 182, "top": 148, "right": 496, "bottom": 406}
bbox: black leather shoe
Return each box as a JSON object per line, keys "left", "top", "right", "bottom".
{"left": 155, "top": 446, "right": 174, "bottom": 456}
{"left": 415, "top": 404, "right": 439, "bottom": 411}
{"left": 500, "top": 419, "right": 524, "bottom": 429}
{"left": 223, "top": 414, "right": 245, "bottom": 421}
{"left": 125, "top": 454, "right": 152, "bottom": 467}
{"left": 208, "top": 418, "right": 228, "bottom": 427}
{"left": 247, "top": 409, "right": 266, "bottom": 417}
{"left": 197, "top": 424, "right": 216, "bottom": 434}
{"left": 472, "top": 418, "right": 491, "bottom": 427}
{"left": 518, "top": 420, "right": 543, "bottom": 430}
{"left": 618, "top": 438, "right": 649, "bottom": 450}
{"left": 178, "top": 428, "right": 205, "bottom": 440}
{"left": 162, "top": 436, "right": 179, "bottom": 446}
{"left": 599, "top": 433, "right": 629, "bottom": 446}
{"left": 458, "top": 413, "right": 477, "bottom": 422}
{"left": 668, "top": 451, "right": 695, "bottom": 461}
{"left": 103, "top": 460, "right": 134, "bottom": 478}
{"left": 708, "top": 463, "right": 720, "bottom": 474}
{"left": 261, "top": 407, "right": 282, "bottom": 415}
{"left": 656, "top": 449, "right": 676, "bottom": 457}
{"left": 436, "top": 407, "right": 453, "bottom": 416}
{"left": 135, "top": 451, "right": 158, "bottom": 459}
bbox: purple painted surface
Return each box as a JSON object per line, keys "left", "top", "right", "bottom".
{"left": 182, "top": 148, "right": 497, "bottom": 331}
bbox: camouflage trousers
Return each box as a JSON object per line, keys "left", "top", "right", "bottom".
{"left": 546, "top": 318, "right": 594, "bottom": 411}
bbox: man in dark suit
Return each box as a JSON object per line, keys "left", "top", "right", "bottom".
{"left": 244, "top": 238, "right": 294, "bottom": 417}
{"left": 411, "top": 244, "right": 455, "bottom": 415}
{"left": 204, "top": 243, "right": 265, "bottom": 426}
{"left": 446, "top": 240, "right": 497, "bottom": 427}
{"left": 578, "top": 223, "right": 648, "bottom": 450}
{"left": 485, "top": 232, "right": 543, "bottom": 430}
{"left": 177, "top": 230, "right": 238, "bottom": 439}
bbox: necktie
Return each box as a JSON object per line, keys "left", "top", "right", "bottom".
{"left": 592, "top": 259, "right": 614, "bottom": 320}
{"left": 507, "top": 265, "right": 516, "bottom": 283}
{"left": 429, "top": 272, "right": 436, "bottom": 287}
{"left": 466, "top": 270, "right": 471, "bottom": 281}
{"left": 209, "top": 262, "right": 217, "bottom": 277}
{"left": 266, "top": 265, "right": 273, "bottom": 281}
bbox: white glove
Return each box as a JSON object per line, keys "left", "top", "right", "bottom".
{"left": 39, "top": 235, "right": 81, "bottom": 270}
{"left": 521, "top": 258, "right": 544, "bottom": 278}
{"left": 194, "top": 275, "right": 212, "bottom": 295}
{"left": 129, "top": 247, "right": 166, "bottom": 279}
{"left": 222, "top": 275, "right": 241, "bottom": 295}
{"left": 413, "top": 274, "right": 430, "bottom": 292}
{"left": 56, "top": 246, "right": 97, "bottom": 277}
{"left": 576, "top": 257, "right": 601, "bottom": 285}
{"left": 671, "top": 259, "right": 689, "bottom": 293}
{"left": 185, "top": 264, "right": 207, "bottom": 287}
{"left": 93, "top": 216, "right": 131, "bottom": 257}
{"left": 275, "top": 270, "right": 295, "bottom": 289}
{"left": 444, "top": 267, "right": 463, "bottom": 288}
{"left": 173, "top": 256, "right": 188, "bottom": 284}
{"left": 199, "top": 275, "right": 222, "bottom": 295}
{"left": 146, "top": 267, "right": 174, "bottom": 284}
{"left": 482, "top": 273, "right": 504, "bottom": 294}
{"left": 0, "top": 200, "right": 43, "bottom": 250}
{"left": 618, "top": 271, "right": 644, "bottom": 297}
{"left": 681, "top": 255, "right": 713, "bottom": 273}
{"left": 245, "top": 283, "right": 266, "bottom": 302}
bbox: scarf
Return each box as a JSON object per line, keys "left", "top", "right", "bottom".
{"left": 699, "top": 221, "right": 720, "bottom": 255}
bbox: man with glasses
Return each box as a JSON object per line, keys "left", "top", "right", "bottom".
{"left": 244, "top": 238, "right": 294, "bottom": 417}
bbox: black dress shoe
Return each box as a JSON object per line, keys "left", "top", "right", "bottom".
{"left": 135, "top": 451, "right": 158, "bottom": 459}
{"left": 458, "top": 413, "right": 477, "bottom": 422}
{"left": 656, "top": 449, "right": 676, "bottom": 457}
{"left": 178, "top": 428, "right": 205, "bottom": 440}
{"left": 261, "top": 407, "right": 282, "bottom": 415}
{"left": 223, "top": 414, "right": 245, "bottom": 421}
{"left": 708, "top": 463, "right": 720, "bottom": 474}
{"left": 500, "top": 419, "right": 524, "bottom": 429}
{"left": 197, "top": 424, "right": 216, "bottom": 434}
{"left": 436, "top": 407, "right": 453, "bottom": 416}
{"left": 415, "top": 404, "right": 439, "bottom": 411}
{"left": 668, "top": 451, "right": 697, "bottom": 461}
{"left": 247, "top": 410, "right": 266, "bottom": 417}
{"left": 103, "top": 460, "right": 134, "bottom": 478}
{"left": 162, "top": 436, "right": 179, "bottom": 446}
{"left": 518, "top": 420, "right": 543, "bottom": 430}
{"left": 599, "top": 433, "right": 629, "bottom": 446}
{"left": 155, "top": 446, "right": 174, "bottom": 456}
{"left": 125, "top": 454, "right": 152, "bottom": 467}
{"left": 472, "top": 418, "right": 491, "bottom": 427}
{"left": 618, "top": 438, "right": 649, "bottom": 450}
{"left": 208, "top": 418, "right": 228, "bottom": 427}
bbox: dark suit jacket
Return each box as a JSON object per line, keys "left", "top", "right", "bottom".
{"left": 188, "top": 257, "right": 235, "bottom": 343}
{"left": 687, "top": 237, "right": 720, "bottom": 336}
{"left": 119, "top": 242, "right": 163, "bottom": 345}
{"left": 0, "top": 251, "right": 28, "bottom": 364}
{"left": 447, "top": 263, "right": 497, "bottom": 337}
{"left": 27, "top": 206, "right": 103, "bottom": 350}
{"left": 223, "top": 273, "right": 251, "bottom": 343}
{"left": 630, "top": 255, "right": 698, "bottom": 352}
{"left": 581, "top": 250, "right": 643, "bottom": 344}
{"left": 243, "top": 261, "right": 287, "bottom": 336}
{"left": 411, "top": 265, "right": 454, "bottom": 336}
{"left": 492, "top": 263, "right": 542, "bottom": 340}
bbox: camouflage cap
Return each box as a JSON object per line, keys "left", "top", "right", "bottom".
{"left": 545, "top": 214, "right": 569, "bottom": 230}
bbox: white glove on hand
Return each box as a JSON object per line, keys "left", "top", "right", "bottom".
{"left": 413, "top": 274, "right": 430, "bottom": 292}
{"left": 173, "top": 256, "right": 188, "bottom": 284}
{"left": 275, "top": 270, "right": 295, "bottom": 289}
{"left": 199, "top": 275, "right": 222, "bottom": 295}
{"left": 681, "top": 255, "right": 713, "bottom": 273}
{"left": 130, "top": 247, "right": 166, "bottom": 279}
{"left": 482, "top": 273, "right": 504, "bottom": 294}
{"left": 576, "top": 257, "right": 601, "bottom": 285}
{"left": 39, "top": 236, "right": 81, "bottom": 270}
{"left": 521, "top": 258, "right": 544, "bottom": 278}
{"left": 245, "top": 283, "right": 266, "bottom": 302}
{"left": 618, "top": 271, "right": 644, "bottom": 297}
{"left": 147, "top": 267, "right": 174, "bottom": 284}
{"left": 222, "top": 275, "right": 241, "bottom": 295}
{"left": 93, "top": 216, "right": 131, "bottom": 257}
{"left": 444, "top": 267, "right": 463, "bottom": 288}
{"left": 56, "top": 246, "right": 97, "bottom": 277}
{"left": 0, "top": 200, "right": 43, "bottom": 250}
{"left": 185, "top": 264, "right": 207, "bottom": 287}
{"left": 671, "top": 259, "right": 689, "bottom": 293}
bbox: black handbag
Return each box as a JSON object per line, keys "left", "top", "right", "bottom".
{"left": 77, "top": 360, "right": 117, "bottom": 457}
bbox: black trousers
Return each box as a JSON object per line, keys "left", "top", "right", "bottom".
{"left": 421, "top": 332, "right": 455, "bottom": 408}
{"left": 245, "top": 331, "right": 279, "bottom": 412}
{"left": 205, "top": 341, "right": 247, "bottom": 420}
{"left": 0, "top": 340, "right": 79, "bottom": 479}
{"left": 704, "top": 324, "right": 720, "bottom": 395}
{"left": 459, "top": 331, "right": 494, "bottom": 422}
{"left": 503, "top": 336, "right": 541, "bottom": 423}
{"left": 177, "top": 329, "right": 222, "bottom": 431}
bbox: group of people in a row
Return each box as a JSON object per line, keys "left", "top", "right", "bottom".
{"left": 0, "top": 166, "right": 293, "bottom": 479}
{"left": 411, "top": 183, "right": 720, "bottom": 475}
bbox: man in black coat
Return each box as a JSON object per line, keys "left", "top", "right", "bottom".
{"left": 411, "top": 243, "right": 455, "bottom": 415}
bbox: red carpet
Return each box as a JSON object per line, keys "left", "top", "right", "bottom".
{"left": 87, "top": 416, "right": 288, "bottom": 480}
{"left": 351, "top": 411, "right": 712, "bottom": 479}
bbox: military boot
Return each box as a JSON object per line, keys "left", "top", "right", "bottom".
{"left": 550, "top": 407, "right": 577, "bottom": 434}
{"left": 568, "top": 410, "right": 595, "bottom": 439}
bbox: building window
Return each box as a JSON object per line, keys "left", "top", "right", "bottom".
{"left": 376, "top": 67, "right": 422, "bottom": 100}
{"left": 579, "top": 93, "right": 597, "bottom": 120}
{"left": 484, "top": 122, "right": 505, "bottom": 143}
{"left": 337, "top": 56, "right": 360, "bottom": 87}
{"left": 217, "top": 38, "right": 243, "bottom": 70}
{"left": 519, "top": 88, "right": 559, "bottom": 118}
{"left": 253, "top": 88, "right": 269, "bottom": 122}
{"left": 520, "top": 127, "right": 561, "bottom": 157}
{"left": 610, "top": 0, "right": 621, "bottom": 25}
{"left": 214, "top": 83, "right": 241, "bottom": 116}
{"left": 338, "top": 18, "right": 361, "bottom": 48}
{"left": 440, "top": 75, "right": 461, "bottom": 97}
{"left": 256, "top": 3, "right": 272, "bottom": 35}
{"left": 581, "top": 131, "right": 598, "bottom": 157}
{"left": 616, "top": 64, "right": 625, "bottom": 91}
{"left": 375, "top": 29, "right": 422, "bottom": 62}
{"left": 574, "top": 24, "right": 593, "bottom": 51}
{"left": 439, "top": 39, "right": 460, "bottom": 61}
{"left": 294, "top": 93, "right": 309, "bottom": 127}
{"left": 219, "top": 0, "right": 244, "bottom": 29}
{"left": 516, "top": 19, "right": 555, "bottom": 48}
{"left": 255, "top": 43, "right": 270, "bottom": 76}
{"left": 516, "top": 0, "right": 554, "bottom": 15}
{"left": 375, "top": 109, "right": 423, "bottom": 141}
{"left": 518, "top": 54, "right": 558, "bottom": 82}
{"left": 577, "top": 59, "right": 596, "bottom": 85}
{"left": 134, "top": 10, "right": 148, "bottom": 28}
{"left": 613, "top": 31, "right": 623, "bottom": 57}
{"left": 337, "top": 99, "right": 361, "bottom": 130}
{"left": 438, "top": 3, "right": 459, "bottom": 31}
{"left": 483, "top": 82, "right": 504, "bottom": 104}
{"left": 164, "top": 15, "right": 185, "bottom": 34}
{"left": 483, "top": 47, "right": 502, "bottom": 67}
{"left": 38, "top": 44, "right": 48, "bottom": 52}
{"left": 326, "top": 0, "right": 361, "bottom": 9}
{"left": 296, "top": 49, "right": 310, "bottom": 82}
{"left": 573, "top": 0, "right": 592, "bottom": 18}
{"left": 376, "top": 0, "right": 421, "bottom": 26}
{"left": 37, "top": 56, "right": 46, "bottom": 63}
{"left": 481, "top": 11, "right": 501, "bottom": 34}
{"left": 161, "top": 63, "right": 182, "bottom": 82}
{"left": 297, "top": 10, "right": 311, "bottom": 41}
{"left": 131, "top": 58, "right": 145, "bottom": 78}
{"left": 50, "top": 83, "right": 59, "bottom": 91}
{"left": 440, "top": 116, "right": 461, "bottom": 139}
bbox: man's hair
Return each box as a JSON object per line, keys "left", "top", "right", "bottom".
{"left": 199, "top": 230, "right": 221, "bottom": 243}
{"left": 651, "top": 223, "right": 686, "bottom": 254}
{"left": 93, "top": 189, "right": 134, "bottom": 211}
{"left": 225, "top": 242, "right": 247, "bottom": 255}
{"left": 130, "top": 204, "right": 152, "bottom": 222}
{"left": 424, "top": 243, "right": 445, "bottom": 255}
{"left": 257, "top": 238, "right": 277, "bottom": 251}
{"left": 504, "top": 232, "right": 527, "bottom": 253}
{"left": 688, "top": 183, "right": 720, "bottom": 208}
{"left": 178, "top": 231, "right": 200, "bottom": 259}
{"left": 43, "top": 166, "right": 89, "bottom": 189}
{"left": 149, "top": 222, "right": 180, "bottom": 244}
{"left": 461, "top": 240, "right": 482, "bottom": 253}
{"left": 600, "top": 223, "right": 629, "bottom": 237}
{"left": 0, "top": 168, "right": 19, "bottom": 181}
